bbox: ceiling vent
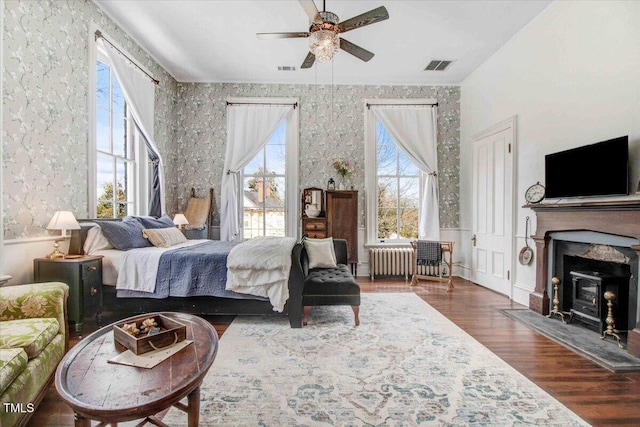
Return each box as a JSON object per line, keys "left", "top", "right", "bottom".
{"left": 424, "top": 60, "right": 454, "bottom": 71}
{"left": 277, "top": 66, "right": 296, "bottom": 71}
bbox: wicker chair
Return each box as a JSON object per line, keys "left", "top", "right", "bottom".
{"left": 181, "top": 188, "right": 213, "bottom": 239}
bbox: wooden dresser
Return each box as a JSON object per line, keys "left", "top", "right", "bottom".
{"left": 302, "top": 189, "right": 358, "bottom": 271}
{"left": 302, "top": 217, "right": 327, "bottom": 239}
{"left": 327, "top": 190, "right": 358, "bottom": 268}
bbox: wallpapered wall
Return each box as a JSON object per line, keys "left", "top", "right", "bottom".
{"left": 2, "top": 0, "right": 177, "bottom": 239}
{"left": 2, "top": 0, "right": 460, "bottom": 241}
{"left": 170, "top": 84, "right": 460, "bottom": 229}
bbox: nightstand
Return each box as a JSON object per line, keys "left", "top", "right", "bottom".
{"left": 33, "top": 255, "right": 103, "bottom": 336}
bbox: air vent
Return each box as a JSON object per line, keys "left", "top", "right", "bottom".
{"left": 277, "top": 66, "right": 296, "bottom": 71}
{"left": 424, "top": 60, "right": 454, "bottom": 71}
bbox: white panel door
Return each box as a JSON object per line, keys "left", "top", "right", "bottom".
{"left": 471, "top": 122, "right": 514, "bottom": 296}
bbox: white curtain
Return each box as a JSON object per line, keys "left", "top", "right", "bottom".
{"left": 371, "top": 106, "right": 439, "bottom": 240}
{"left": 220, "top": 104, "right": 293, "bottom": 241}
{"left": 98, "top": 39, "right": 166, "bottom": 216}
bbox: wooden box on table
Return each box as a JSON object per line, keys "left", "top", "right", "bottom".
{"left": 113, "top": 314, "right": 186, "bottom": 355}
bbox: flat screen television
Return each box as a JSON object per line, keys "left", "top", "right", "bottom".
{"left": 544, "top": 136, "right": 628, "bottom": 199}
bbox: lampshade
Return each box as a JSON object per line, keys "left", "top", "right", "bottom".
{"left": 47, "top": 211, "right": 80, "bottom": 231}
{"left": 173, "top": 213, "right": 189, "bottom": 226}
{"left": 46, "top": 211, "right": 80, "bottom": 259}
{"left": 309, "top": 30, "right": 339, "bottom": 63}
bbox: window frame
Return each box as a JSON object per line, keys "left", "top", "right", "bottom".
{"left": 88, "top": 25, "right": 150, "bottom": 218}
{"left": 228, "top": 97, "right": 299, "bottom": 240}
{"left": 241, "top": 122, "right": 287, "bottom": 238}
{"left": 364, "top": 98, "right": 437, "bottom": 246}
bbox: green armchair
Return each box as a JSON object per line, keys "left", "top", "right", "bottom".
{"left": 0, "top": 282, "right": 68, "bottom": 427}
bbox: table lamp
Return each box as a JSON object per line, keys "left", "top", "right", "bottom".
{"left": 173, "top": 213, "right": 189, "bottom": 229}
{"left": 46, "top": 211, "right": 81, "bottom": 259}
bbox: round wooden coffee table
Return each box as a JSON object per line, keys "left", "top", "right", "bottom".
{"left": 55, "top": 312, "right": 218, "bottom": 427}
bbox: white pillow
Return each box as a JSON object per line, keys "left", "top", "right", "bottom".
{"left": 143, "top": 227, "right": 187, "bottom": 248}
{"left": 83, "top": 226, "right": 114, "bottom": 254}
{"left": 304, "top": 238, "right": 337, "bottom": 269}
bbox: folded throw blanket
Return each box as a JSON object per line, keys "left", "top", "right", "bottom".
{"left": 417, "top": 240, "right": 442, "bottom": 266}
{"left": 226, "top": 236, "right": 297, "bottom": 312}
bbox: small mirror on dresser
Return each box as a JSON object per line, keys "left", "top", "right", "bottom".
{"left": 302, "top": 187, "right": 324, "bottom": 218}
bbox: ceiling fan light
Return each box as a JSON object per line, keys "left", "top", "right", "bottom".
{"left": 309, "top": 30, "right": 339, "bottom": 63}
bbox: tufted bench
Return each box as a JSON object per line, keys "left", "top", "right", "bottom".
{"left": 300, "top": 238, "right": 360, "bottom": 326}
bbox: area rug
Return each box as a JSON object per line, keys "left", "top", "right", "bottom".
{"left": 501, "top": 309, "right": 640, "bottom": 372}
{"left": 165, "top": 293, "right": 589, "bottom": 426}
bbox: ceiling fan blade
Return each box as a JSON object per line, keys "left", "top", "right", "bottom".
{"left": 339, "top": 38, "right": 374, "bottom": 62}
{"left": 301, "top": 52, "right": 316, "bottom": 69}
{"left": 257, "top": 32, "right": 310, "bottom": 39}
{"left": 298, "top": 0, "right": 322, "bottom": 24}
{"left": 338, "top": 6, "right": 389, "bottom": 33}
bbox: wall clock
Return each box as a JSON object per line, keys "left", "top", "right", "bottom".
{"left": 525, "top": 182, "right": 545, "bottom": 204}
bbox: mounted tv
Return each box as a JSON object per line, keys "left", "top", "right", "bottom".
{"left": 544, "top": 136, "right": 628, "bottom": 199}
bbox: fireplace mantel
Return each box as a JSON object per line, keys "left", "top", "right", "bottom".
{"left": 527, "top": 198, "right": 640, "bottom": 357}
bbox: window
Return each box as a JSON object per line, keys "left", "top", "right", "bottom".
{"left": 376, "top": 121, "right": 420, "bottom": 241}
{"left": 364, "top": 99, "right": 437, "bottom": 244}
{"left": 90, "top": 40, "right": 148, "bottom": 218}
{"left": 242, "top": 121, "right": 287, "bottom": 238}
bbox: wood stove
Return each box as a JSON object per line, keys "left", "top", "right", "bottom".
{"left": 569, "top": 270, "right": 627, "bottom": 333}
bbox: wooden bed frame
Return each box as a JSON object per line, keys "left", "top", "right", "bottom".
{"left": 69, "top": 221, "right": 305, "bottom": 328}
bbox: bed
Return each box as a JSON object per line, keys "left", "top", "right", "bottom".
{"left": 69, "top": 219, "right": 305, "bottom": 328}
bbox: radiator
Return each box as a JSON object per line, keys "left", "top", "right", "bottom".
{"left": 369, "top": 247, "right": 414, "bottom": 280}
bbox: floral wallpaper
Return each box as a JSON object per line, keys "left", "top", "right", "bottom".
{"left": 170, "top": 83, "right": 460, "bottom": 229}
{"left": 2, "top": 0, "right": 177, "bottom": 239}
{"left": 2, "top": 0, "right": 460, "bottom": 240}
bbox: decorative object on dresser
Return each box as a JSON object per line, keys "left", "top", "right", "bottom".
{"left": 332, "top": 158, "right": 355, "bottom": 190}
{"left": 327, "top": 178, "right": 335, "bottom": 190}
{"left": 33, "top": 255, "right": 103, "bottom": 336}
{"left": 302, "top": 187, "right": 326, "bottom": 238}
{"left": 46, "top": 210, "right": 81, "bottom": 258}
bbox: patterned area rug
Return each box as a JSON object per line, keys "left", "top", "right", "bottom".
{"left": 165, "top": 293, "right": 589, "bottom": 426}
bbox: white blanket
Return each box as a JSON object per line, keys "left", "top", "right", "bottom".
{"left": 116, "top": 240, "right": 209, "bottom": 293}
{"left": 226, "top": 236, "right": 297, "bottom": 312}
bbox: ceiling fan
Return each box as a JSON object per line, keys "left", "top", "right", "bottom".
{"left": 257, "top": 0, "right": 389, "bottom": 69}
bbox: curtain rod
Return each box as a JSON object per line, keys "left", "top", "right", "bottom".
{"left": 95, "top": 30, "right": 160, "bottom": 85}
{"left": 226, "top": 101, "right": 297, "bottom": 109}
{"left": 366, "top": 102, "right": 438, "bottom": 109}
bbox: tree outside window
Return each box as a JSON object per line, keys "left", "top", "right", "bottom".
{"left": 376, "top": 121, "right": 420, "bottom": 240}
{"left": 95, "top": 59, "right": 136, "bottom": 218}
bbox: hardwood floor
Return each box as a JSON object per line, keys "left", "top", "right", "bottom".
{"left": 28, "top": 277, "right": 640, "bottom": 426}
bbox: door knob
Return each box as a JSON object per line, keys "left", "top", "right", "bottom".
{"left": 471, "top": 234, "right": 477, "bottom": 247}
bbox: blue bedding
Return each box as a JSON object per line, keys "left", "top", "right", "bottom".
{"left": 116, "top": 240, "right": 268, "bottom": 301}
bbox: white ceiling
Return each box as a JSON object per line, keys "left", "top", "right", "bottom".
{"left": 93, "top": 0, "right": 552, "bottom": 85}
